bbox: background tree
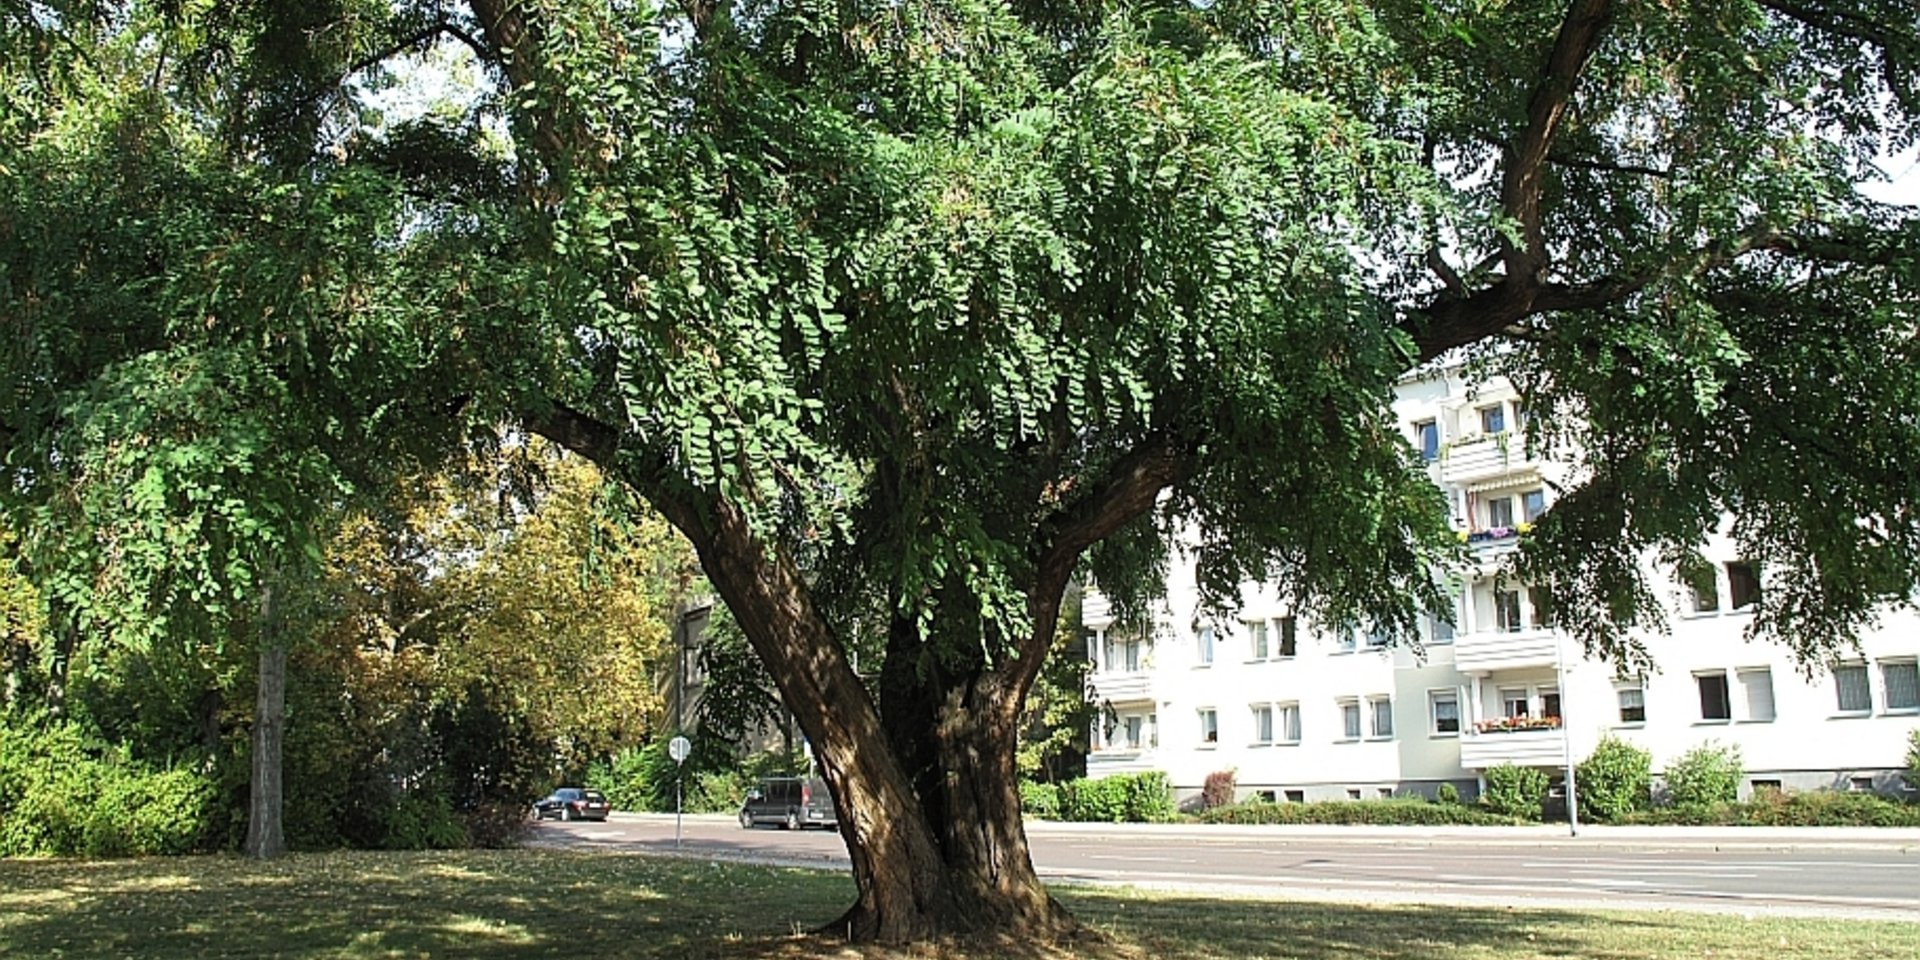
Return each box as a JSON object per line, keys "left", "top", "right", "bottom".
{"left": 6, "top": 0, "right": 1919, "bottom": 946}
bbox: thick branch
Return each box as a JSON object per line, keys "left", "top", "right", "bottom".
{"left": 1500, "top": 0, "right": 1615, "bottom": 280}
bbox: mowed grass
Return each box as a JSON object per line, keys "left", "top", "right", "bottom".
{"left": 0, "top": 848, "right": 1914, "bottom": 959}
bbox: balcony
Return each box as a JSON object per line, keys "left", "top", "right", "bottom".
{"left": 1087, "top": 670, "right": 1152, "bottom": 703}
{"left": 1438, "top": 433, "right": 1540, "bottom": 487}
{"left": 1087, "top": 748, "right": 1159, "bottom": 777}
{"left": 1459, "top": 723, "right": 1568, "bottom": 770}
{"left": 1454, "top": 627, "right": 1560, "bottom": 673}
{"left": 1082, "top": 590, "right": 1114, "bottom": 628}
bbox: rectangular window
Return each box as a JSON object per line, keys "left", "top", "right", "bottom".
{"left": 1340, "top": 699, "right": 1362, "bottom": 740}
{"left": 1617, "top": 685, "right": 1646, "bottom": 723}
{"left": 1528, "top": 586, "right": 1553, "bottom": 630}
{"left": 1738, "top": 667, "right": 1776, "bottom": 721}
{"left": 1277, "top": 702, "right": 1301, "bottom": 743}
{"left": 1378, "top": 787, "right": 1394, "bottom": 799}
{"left": 1882, "top": 660, "right": 1919, "bottom": 711}
{"left": 1850, "top": 777, "right": 1874, "bottom": 793}
{"left": 1147, "top": 713, "right": 1159, "bottom": 748}
{"left": 1495, "top": 590, "right": 1523, "bottom": 633}
{"left": 1727, "top": 561, "right": 1761, "bottom": 611}
{"left": 1198, "top": 708, "right": 1219, "bottom": 744}
{"left": 1689, "top": 568, "right": 1720, "bottom": 613}
{"left": 1430, "top": 691, "right": 1461, "bottom": 734}
{"left": 1415, "top": 419, "right": 1439, "bottom": 461}
{"left": 1368, "top": 696, "right": 1394, "bottom": 739}
{"left": 1123, "top": 715, "right": 1145, "bottom": 749}
{"left": 1251, "top": 705, "right": 1274, "bottom": 744}
{"left": 1540, "top": 686, "right": 1561, "bottom": 720}
{"left": 1835, "top": 662, "right": 1872, "bottom": 713}
{"left": 1346, "top": 788, "right": 1362, "bottom": 800}
{"left": 1751, "top": 779, "right": 1782, "bottom": 795}
{"left": 1480, "top": 404, "right": 1507, "bottom": 434}
{"left": 1486, "top": 496, "right": 1515, "bottom": 529}
{"left": 1249, "top": 620, "right": 1269, "bottom": 660}
{"left": 1277, "top": 616, "right": 1298, "bottom": 657}
{"left": 1500, "top": 687, "right": 1530, "bottom": 719}
{"left": 1697, "top": 671, "right": 1731, "bottom": 721}
{"left": 1428, "top": 612, "right": 1455, "bottom": 644}
{"left": 1284, "top": 789, "right": 1305, "bottom": 803}
{"left": 1337, "top": 628, "right": 1356, "bottom": 652}
{"left": 1196, "top": 626, "right": 1215, "bottom": 666}
{"left": 1521, "top": 489, "right": 1546, "bottom": 522}
{"left": 1365, "top": 626, "right": 1390, "bottom": 649}
{"left": 1255, "top": 790, "right": 1277, "bottom": 803}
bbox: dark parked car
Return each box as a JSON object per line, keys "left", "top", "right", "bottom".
{"left": 738, "top": 776, "right": 836, "bottom": 830}
{"left": 534, "top": 787, "right": 610, "bottom": 822}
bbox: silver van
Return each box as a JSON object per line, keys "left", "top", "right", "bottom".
{"left": 738, "top": 776, "right": 837, "bottom": 829}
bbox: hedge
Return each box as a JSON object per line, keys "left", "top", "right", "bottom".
{"left": 1202, "top": 797, "right": 1520, "bottom": 826}
{"left": 1621, "top": 791, "right": 1920, "bottom": 827}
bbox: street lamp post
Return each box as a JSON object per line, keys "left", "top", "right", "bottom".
{"left": 1555, "top": 630, "right": 1580, "bottom": 837}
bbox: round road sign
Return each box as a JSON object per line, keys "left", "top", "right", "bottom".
{"left": 668, "top": 735, "right": 692, "bottom": 764}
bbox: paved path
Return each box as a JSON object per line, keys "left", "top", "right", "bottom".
{"left": 528, "top": 814, "right": 1920, "bottom": 922}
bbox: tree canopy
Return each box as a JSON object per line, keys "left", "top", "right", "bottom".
{"left": 4, "top": 0, "right": 1918, "bottom": 944}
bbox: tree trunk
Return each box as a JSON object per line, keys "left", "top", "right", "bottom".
{"left": 245, "top": 586, "right": 286, "bottom": 859}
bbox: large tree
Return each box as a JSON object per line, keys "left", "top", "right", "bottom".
{"left": 6, "top": 0, "right": 1920, "bottom": 945}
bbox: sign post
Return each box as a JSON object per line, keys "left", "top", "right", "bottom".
{"left": 668, "top": 735, "right": 692, "bottom": 849}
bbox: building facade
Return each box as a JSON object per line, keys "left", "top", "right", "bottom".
{"left": 1082, "top": 371, "right": 1920, "bottom": 806}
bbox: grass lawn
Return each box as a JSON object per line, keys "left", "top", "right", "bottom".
{"left": 0, "top": 849, "right": 1915, "bottom": 959}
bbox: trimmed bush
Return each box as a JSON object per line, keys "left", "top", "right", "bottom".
{"left": 1019, "top": 781, "right": 1062, "bottom": 820}
{"left": 1577, "top": 736, "right": 1653, "bottom": 822}
{"left": 1202, "top": 797, "right": 1518, "bottom": 826}
{"left": 1054, "top": 773, "right": 1172, "bottom": 823}
{"left": 1120, "top": 771, "right": 1176, "bottom": 822}
{"left": 1905, "top": 730, "right": 1919, "bottom": 794}
{"left": 1435, "top": 782, "right": 1461, "bottom": 806}
{"left": 1663, "top": 741, "right": 1743, "bottom": 808}
{"left": 1481, "top": 764, "right": 1549, "bottom": 820}
{"left": 1622, "top": 790, "right": 1920, "bottom": 827}
{"left": 1201, "top": 769, "right": 1237, "bottom": 811}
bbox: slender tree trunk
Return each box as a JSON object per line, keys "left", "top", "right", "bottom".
{"left": 245, "top": 585, "right": 286, "bottom": 859}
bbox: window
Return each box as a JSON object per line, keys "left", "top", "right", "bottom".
{"left": 1540, "top": 686, "right": 1561, "bottom": 720}
{"left": 1882, "top": 660, "right": 1919, "bottom": 711}
{"left": 1365, "top": 626, "right": 1389, "bottom": 649}
{"left": 1495, "top": 590, "right": 1524, "bottom": 633}
{"left": 1277, "top": 702, "right": 1301, "bottom": 743}
{"left": 1249, "top": 620, "right": 1269, "bottom": 660}
{"left": 1688, "top": 568, "right": 1720, "bottom": 614}
{"left": 1122, "top": 715, "right": 1145, "bottom": 749}
{"left": 1479, "top": 404, "right": 1507, "bottom": 434}
{"left": 1696, "top": 671, "right": 1731, "bottom": 721}
{"left": 1834, "top": 662, "right": 1872, "bottom": 713}
{"left": 1849, "top": 777, "right": 1875, "bottom": 793}
{"left": 1377, "top": 787, "right": 1394, "bottom": 799}
{"left": 1500, "top": 687, "right": 1530, "bottom": 719}
{"left": 1198, "top": 708, "right": 1219, "bottom": 744}
{"left": 1346, "top": 788, "right": 1362, "bottom": 800}
{"left": 1528, "top": 586, "right": 1553, "bottom": 630}
{"left": 1255, "top": 790, "right": 1277, "bottom": 803}
{"left": 1750, "top": 779, "right": 1782, "bottom": 795}
{"left": 1196, "top": 626, "right": 1215, "bottom": 666}
{"left": 1521, "top": 489, "right": 1546, "bottom": 522}
{"left": 1428, "top": 612, "right": 1455, "bottom": 644}
{"left": 1251, "top": 704, "right": 1274, "bottom": 744}
{"left": 1284, "top": 789, "right": 1305, "bottom": 803}
{"left": 1430, "top": 691, "right": 1461, "bottom": 735}
{"left": 1727, "top": 561, "right": 1760, "bottom": 611}
{"left": 1738, "top": 667, "right": 1776, "bottom": 722}
{"left": 1486, "top": 496, "right": 1515, "bottom": 529}
{"left": 1103, "top": 632, "right": 1145, "bottom": 673}
{"left": 1147, "top": 713, "right": 1159, "bottom": 748}
{"left": 1617, "top": 685, "right": 1646, "bottom": 723}
{"left": 1368, "top": 696, "right": 1395, "bottom": 739}
{"left": 1415, "top": 419, "right": 1439, "bottom": 461}
{"left": 1337, "top": 628, "right": 1356, "bottom": 652}
{"left": 1277, "top": 616, "right": 1298, "bottom": 657}
{"left": 1339, "top": 699, "right": 1362, "bottom": 740}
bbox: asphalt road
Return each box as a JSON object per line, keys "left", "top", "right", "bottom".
{"left": 528, "top": 814, "right": 1920, "bottom": 922}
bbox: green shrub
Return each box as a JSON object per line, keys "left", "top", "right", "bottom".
{"left": 1019, "top": 781, "right": 1061, "bottom": 820}
{"left": 1577, "top": 736, "right": 1653, "bottom": 822}
{"left": 1120, "top": 771, "right": 1176, "bottom": 822}
{"left": 1480, "top": 764, "right": 1549, "bottom": 820}
{"left": 1663, "top": 741, "right": 1743, "bottom": 808}
{"left": 1621, "top": 790, "right": 1920, "bottom": 827}
{"left": 1060, "top": 776, "right": 1128, "bottom": 822}
{"left": 1435, "top": 782, "right": 1461, "bottom": 806}
{"left": 0, "top": 715, "right": 216, "bottom": 857}
{"left": 1203, "top": 797, "right": 1518, "bottom": 826}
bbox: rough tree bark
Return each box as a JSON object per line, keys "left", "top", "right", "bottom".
{"left": 245, "top": 584, "right": 287, "bottom": 860}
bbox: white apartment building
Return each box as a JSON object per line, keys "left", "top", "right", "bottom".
{"left": 1083, "top": 371, "right": 1920, "bottom": 806}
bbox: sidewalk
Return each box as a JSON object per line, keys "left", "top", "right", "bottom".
{"left": 609, "top": 811, "right": 1920, "bottom": 847}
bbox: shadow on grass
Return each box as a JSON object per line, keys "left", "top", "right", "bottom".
{"left": 1, "top": 851, "right": 1913, "bottom": 959}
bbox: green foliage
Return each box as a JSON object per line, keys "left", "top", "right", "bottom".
{"left": 1202, "top": 797, "right": 1519, "bottom": 826}
{"left": 1019, "top": 780, "right": 1062, "bottom": 820}
{"left": 1056, "top": 773, "right": 1172, "bottom": 823}
{"left": 1623, "top": 790, "right": 1920, "bottom": 827}
{"left": 1905, "top": 730, "right": 1919, "bottom": 794}
{"left": 1480, "top": 765, "right": 1549, "bottom": 821}
{"left": 1018, "top": 589, "right": 1094, "bottom": 784}
{"left": 586, "top": 737, "right": 749, "bottom": 814}
{"left": 1662, "top": 742, "right": 1744, "bottom": 809}
{"left": 1577, "top": 736, "right": 1654, "bottom": 822}
{"left": 0, "top": 715, "right": 214, "bottom": 857}
{"left": 1435, "top": 782, "right": 1462, "bottom": 806}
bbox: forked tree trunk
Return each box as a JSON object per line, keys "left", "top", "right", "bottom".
{"left": 245, "top": 585, "right": 286, "bottom": 859}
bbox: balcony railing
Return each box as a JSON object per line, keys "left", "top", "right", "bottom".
{"left": 1454, "top": 627, "right": 1560, "bottom": 673}
{"left": 1438, "top": 433, "right": 1540, "bottom": 487}
{"left": 1459, "top": 726, "right": 1568, "bottom": 769}
{"left": 1088, "top": 671, "right": 1152, "bottom": 703}
{"left": 1473, "top": 715, "right": 1562, "bottom": 734}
